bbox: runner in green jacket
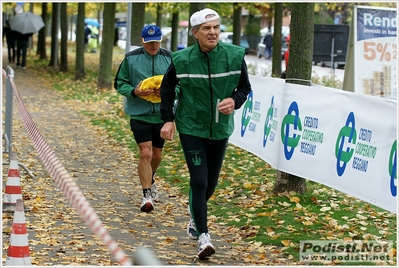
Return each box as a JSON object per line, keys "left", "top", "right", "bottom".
{"left": 160, "top": 8, "right": 252, "bottom": 259}
{"left": 114, "top": 25, "right": 172, "bottom": 213}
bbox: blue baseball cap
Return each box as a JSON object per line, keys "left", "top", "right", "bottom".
{"left": 141, "top": 25, "right": 162, "bottom": 43}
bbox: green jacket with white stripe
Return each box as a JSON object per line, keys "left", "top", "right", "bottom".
{"left": 160, "top": 41, "right": 252, "bottom": 140}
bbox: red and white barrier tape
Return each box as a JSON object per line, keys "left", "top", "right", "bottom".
{"left": 3, "top": 70, "right": 133, "bottom": 266}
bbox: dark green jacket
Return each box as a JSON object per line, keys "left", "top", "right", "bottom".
{"left": 161, "top": 41, "right": 251, "bottom": 140}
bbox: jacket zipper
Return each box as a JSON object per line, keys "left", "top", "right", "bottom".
{"left": 204, "top": 52, "right": 213, "bottom": 139}
{"left": 151, "top": 56, "right": 155, "bottom": 114}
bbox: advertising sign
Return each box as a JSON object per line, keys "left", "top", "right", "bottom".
{"left": 354, "top": 6, "right": 397, "bottom": 99}
{"left": 230, "top": 76, "right": 397, "bottom": 214}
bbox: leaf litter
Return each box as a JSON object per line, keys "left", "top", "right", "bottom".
{"left": 2, "top": 57, "right": 293, "bottom": 266}
{"left": 2, "top": 51, "right": 396, "bottom": 266}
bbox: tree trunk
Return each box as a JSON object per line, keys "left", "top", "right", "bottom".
{"left": 273, "top": 3, "right": 315, "bottom": 195}
{"left": 75, "top": 3, "right": 85, "bottom": 80}
{"left": 187, "top": 3, "right": 206, "bottom": 47}
{"left": 272, "top": 3, "right": 283, "bottom": 77}
{"left": 49, "top": 2, "right": 59, "bottom": 68}
{"left": 287, "top": 3, "right": 314, "bottom": 85}
{"left": 131, "top": 3, "right": 145, "bottom": 46}
{"left": 28, "top": 3, "right": 34, "bottom": 50}
{"left": 272, "top": 172, "right": 307, "bottom": 194}
{"left": 170, "top": 12, "right": 179, "bottom": 52}
{"left": 36, "top": 3, "right": 47, "bottom": 60}
{"left": 232, "top": 3, "right": 242, "bottom": 46}
{"left": 59, "top": 3, "right": 68, "bottom": 72}
{"left": 97, "top": 3, "right": 116, "bottom": 90}
{"left": 156, "top": 3, "right": 163, "bottom": 27}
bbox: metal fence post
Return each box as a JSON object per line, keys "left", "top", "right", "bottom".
{"left": 4, "top": 66, "right": 14, "bottom": 162}
{"left": 2, "top": 66, "right": 35, "bottom": 179}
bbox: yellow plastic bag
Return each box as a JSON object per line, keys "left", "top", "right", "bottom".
{"left": 138, "top": 75, "right": 164, "bottom": 103}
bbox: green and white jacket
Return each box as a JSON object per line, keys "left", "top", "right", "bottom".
{"left": 114, "top": 47, "right": 172, "bottom": 123}
{"left": 160, "top": 41, "right": 252, "bottom": 140}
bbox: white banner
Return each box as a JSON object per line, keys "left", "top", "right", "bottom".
{"left": 230, "top": 75, "right": 397, "bottom": 214}
{"left": 230, "top": 77, "right": 284, "bottom": 167}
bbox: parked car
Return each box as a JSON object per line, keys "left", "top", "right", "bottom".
{"left": 260, "top": 26, "right": 290, "bottom": 37}
{"left": 220, "top": 31, "right": 250, "bottom": 54}
{"left": 257, "top": 35, "right": 288, "bottom": 60}
{"left": 314, "top": 60, "right": 346, "bottom": 69}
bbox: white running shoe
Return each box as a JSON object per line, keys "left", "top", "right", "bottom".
{"left": 197, "top": 233, "right": 215, "bottom": 259}
{"left": 151, "top": 183, "right": 159, "bottom": 201}
{"left": 140, "top": 194, "right": 154, "bottom": 212}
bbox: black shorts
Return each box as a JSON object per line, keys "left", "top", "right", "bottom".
{"left": 129, "top": 119, "right": 165, "bottom": 148}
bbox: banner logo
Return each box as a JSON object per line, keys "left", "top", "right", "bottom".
{"left": 240, "top": 90, "right": 253, "bottom": 137}
{"left": 335, "top": 112, "right": 378, "bottom": 176}
{"left": 281, "top": 101, "right": 302, "bottom": 160}
{"left": 263, "top": 96, "right": 275, "bottom": 147}
{"left": 389, "top": 140, "right": 397, "bottom": 196}
{"left": 335, "top": 112, "right": 357, "bottom": 176}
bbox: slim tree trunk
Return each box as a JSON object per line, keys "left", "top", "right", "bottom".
{"left": 232, "top": 3, "right": 242, "bottom": 46}
{"left": 49, "top": 2, "right": 59, "bottom": 68}
{"left": 272, "top": 3, "right": 283, "bottom": 77}
{"left": 37, "top": 3, "right": 47, "bottom": 59}
{"left": 131, "top": 3, "right": 145, "bottom": 46}
{"left": 170, "top": 12, "right": 179, "bottom": 52}
{"left": 97, "top": 3, "right": 116, "bottom": 90}
{"left": 75, "top": 3, "right": 85, "bottom": 80}
{"left": 273, "top": 3, "right": 315, "bottom": 195}
{"left": 156, "top": 3, "right": 163, "bottom": 27}
{"left": 28, "top": 3, "right": 34, "bottom": 50}
{"left": 59, "top": 3, "right": 68, "bottom": 72}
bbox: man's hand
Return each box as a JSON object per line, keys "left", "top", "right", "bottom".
{"left": 160, "top": 122, "right": 175, "bottom": 141}
{"left": 134, "top": 81, "right": 154, "bottom": 96}
{"left": 218, "top": 97, "right": 235, "bottom": 115}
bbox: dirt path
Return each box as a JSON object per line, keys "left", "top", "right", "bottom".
{"left": 2, "top": 50, "right": 292, "bottom": 266}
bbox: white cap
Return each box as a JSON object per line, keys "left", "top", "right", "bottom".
{"left": 190, "top": 8, "right": 220, "bottom": 27}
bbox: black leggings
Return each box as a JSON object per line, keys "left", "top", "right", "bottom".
{"left": 179, "top": 133, "right": 228, "bottom": 235}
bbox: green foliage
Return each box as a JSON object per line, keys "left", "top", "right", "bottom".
{"left": 244, "top": 17, "right": 261, "bottom": 36}
{"left": 311, "top": 72, "right": 343, "bottom": 89}
{"left": 207, "top": 2, "right": 235, "bottom": 17}
{"left": 314, "top": 11, "right": 335, "bottom": 24}
{"left": 246, "top": 62, "right": 342, "bottom": 88}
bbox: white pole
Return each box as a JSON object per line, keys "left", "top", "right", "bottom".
{"left": 122, "top": 3, "right": 132, "bottom": 114}
{"left": 125, "top": 3, "right": 132, "bottom": 54}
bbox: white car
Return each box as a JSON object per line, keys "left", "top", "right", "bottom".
{"left": 260, "top": 26, "right": 290, "bottom": 36}
{"left": 220, "top": 32, "right": 250, "bottom": 54}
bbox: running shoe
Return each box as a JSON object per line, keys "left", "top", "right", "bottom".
{"left": 187, "top": 205, "right": 198, "bottom": 239}
{"left": 151, "top": 182, "right": 159, "bottom": 201}
{"left": 140, "top": 194, "right": 154, "bottom": 212}
{"left": 187, "top": 219, "right": 198, "bottom": 240}
{"left": 197, "top": 233, "right": 215, "bottom": 259}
